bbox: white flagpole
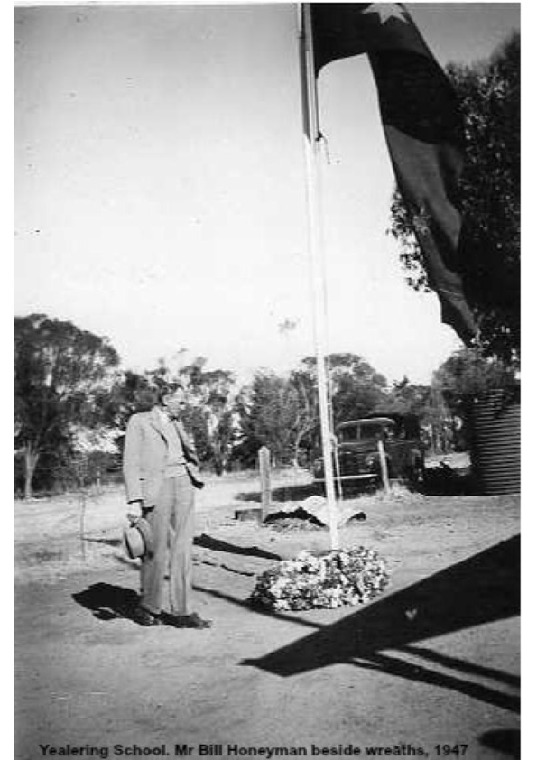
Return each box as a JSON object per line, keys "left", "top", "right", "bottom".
{"left": 298, "top": 3, "right": 339, "bottom": 551}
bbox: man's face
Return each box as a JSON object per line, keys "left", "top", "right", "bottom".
{"left": 134, "top": 388, "right": 157, "bottom": 412}
{"left": 162, "top": 390, "right": 187, "bottom": 419}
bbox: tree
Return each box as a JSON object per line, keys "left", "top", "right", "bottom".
{"left": 14, "top": 314, "right": 120, "bottom": 498}
{"left": 235, "top": 372, "right": 303, "bottom": 468}
{"left": 324, "top": 353, "right": 388, "bottom": 424}
{"left": 380, "top": 376, "right": 430, "bottom": 416}
{"left": 233, "top": 355, "right": 390, "bottom": 470}
{"left": 389, "top": 33, "right": 520, "bottom": 365}
{"left": 432, "top": 347, "right": 517, "bottom": 412}
{"left": 288, "top": 367, "right": 319, "bottom": 466}
{"left": 428, "top": 347, "right": 518, "bottom": 452}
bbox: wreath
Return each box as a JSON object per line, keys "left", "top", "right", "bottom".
{"left": 249, "top": 547, "right": 389, "bottom": 611}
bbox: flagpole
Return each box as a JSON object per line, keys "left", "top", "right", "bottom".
{"left": 299, "top": 3, "right": 339, "bottom": 551}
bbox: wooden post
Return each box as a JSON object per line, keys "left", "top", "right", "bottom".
{"left": 377, "top": 439, "right": 391, "bottom": 493}
{"left": 259, "top": 446, "right": 272, "bottom": 520}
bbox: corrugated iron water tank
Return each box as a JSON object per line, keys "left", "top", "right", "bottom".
{"left": 468, "top": 387, "right": 521, "bottom": 495}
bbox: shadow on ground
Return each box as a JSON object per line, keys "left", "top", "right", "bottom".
{"left": 194, "top": 533, "right": 281, "bottom": 561}
{"left": 83, "top": 537, "right": 123, "bottom": 547}
{"left": 479, "top": 729, "right": 521, "bottom": 758}
{"left": 192, "top": 582, "right": 322, "bottom": 630}
{"left": 72, "top": 582, "right": 139, "bottom": 621}
{"left": 72, "top": 535, "right": 520, "bottom": 711}
{"left": 236, "top": 462, "right": 505, "bottom": 500}
{"left": 243, "top": 534, "right": 520, "bottom": 712}
{"left": 236, "top": 465, "right": 480, "bottom": 503}
{"left": 73, "top": 530, "right": 282, "bottom": 622}
{"left": 420, "top": 465, "right": 477, "bottom": 496}
{"left": 72, "top": 583, "right": 217, "bottom": 627}
{"left": 237, "top": 483, "right": 321, "bottom": 504}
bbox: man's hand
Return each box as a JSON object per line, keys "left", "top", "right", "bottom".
{"left": 127, "top": 499, "right": 144, "bottom": 525}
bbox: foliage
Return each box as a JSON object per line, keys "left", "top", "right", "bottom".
{"left": 68, "top": 423, "right": 120, "bottom": 455}
{"left": 389, "top": 33, "right": 520, "bottom": 364}
{"left": 326, "top": 353, "right": 388, "bottom": 424}
{"left": 233, "top": 354, "right": 390, "bottom": 469}
{"left": 233, "top": 371, "right": 304, "bottom": 468}
{"left": 20, "top": 317, "right": 507, "bottom": 493}
{"left": 298, "top": 353, "right": 389, "bottom": 427}
{"left": 431, "top": 347, "right": 518, "bottom": 413}
{"left": 425, "top": 347, "right": 518, "bottom": 451}
{"left": 288, "top": 366, "right": 320, "bottom": 464}
{"left": 380, "top": 377, "right": 433, "bottom": 418}
{"left": 14, "top": 314, "right": 120, "bottom": 497}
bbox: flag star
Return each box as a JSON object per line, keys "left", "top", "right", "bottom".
{"left": 363, "top": 3, "right": 409, "bottom": 26}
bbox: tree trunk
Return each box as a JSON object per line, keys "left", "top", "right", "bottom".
{"left": 23, "top": 444, "right": 39, "bottom": 500}
{"left": 291, "top": 447, "right": 300, "bottom": 469}
{"left": 293, "top": 427, "right": 309, "bottom": 469}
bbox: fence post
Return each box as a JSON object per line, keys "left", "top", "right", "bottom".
{"left": 377, "top": 439, "right": 391, "bottom": 494}
{"left": 258, "top": 446, "right": 272, "bottom": 520}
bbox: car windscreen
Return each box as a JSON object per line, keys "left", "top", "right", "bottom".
{"left": 338, "top": 426, "right": 359, "bottom": 442}
{"left": 359, "top": 424, "right": 384, "bottom": 440}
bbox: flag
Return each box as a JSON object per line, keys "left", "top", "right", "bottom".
{"left": 308, "top": 3, "right": 477, "bottom": 344}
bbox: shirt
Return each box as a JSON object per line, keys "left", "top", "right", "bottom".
{"left": 157, "top": 408, "right": 187, "bottom": 477}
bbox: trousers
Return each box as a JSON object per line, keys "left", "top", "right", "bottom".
{"left": 141, "top": 473, "right": 195, "bottom": 616}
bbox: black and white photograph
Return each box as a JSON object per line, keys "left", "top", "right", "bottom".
{"left": 14, "top": 2, "right": 522, "bottom": 759}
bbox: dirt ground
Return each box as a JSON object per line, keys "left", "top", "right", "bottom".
{"left": 14, "top": 464, "right": 521, "bottom": 760}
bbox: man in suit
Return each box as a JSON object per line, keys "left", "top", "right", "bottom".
{"left": 123, "top": 383, "right": 211, "bottom": 628}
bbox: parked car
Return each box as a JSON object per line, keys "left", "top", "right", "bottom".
{"left": 312, "top": 413, "right": 425, "bottom": 486}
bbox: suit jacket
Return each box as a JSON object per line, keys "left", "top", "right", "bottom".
{"left": 123, "top": 407, "right": 204, "bottom": 506}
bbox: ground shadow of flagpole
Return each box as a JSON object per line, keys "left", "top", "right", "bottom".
{"left": 350, "top": 650, "right": 519, "bottom": 713}
{"left": 242, "top": 534, "right": 520, "bottom": 711}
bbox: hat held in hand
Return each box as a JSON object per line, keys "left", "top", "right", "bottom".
{"left": 124, "top": 515, "right": 153, "bottom": 560}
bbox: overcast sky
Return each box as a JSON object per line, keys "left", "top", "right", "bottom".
{"left": 14, "top": 2, "right": 521, "bottom": 384}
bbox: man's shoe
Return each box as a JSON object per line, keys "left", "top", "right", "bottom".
{"left": 132, "top": 606, "right": 161, "bottom": 627}
{"left": 167, "top": 612, "right": 212, "bottom": 629}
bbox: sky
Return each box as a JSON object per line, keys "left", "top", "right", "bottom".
{"left": 14, "top": 2, "right": 521, "bottom": 386}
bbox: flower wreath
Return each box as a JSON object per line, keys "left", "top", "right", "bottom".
{"left": 249, "top": 547, "right": 389, "bottom": 611}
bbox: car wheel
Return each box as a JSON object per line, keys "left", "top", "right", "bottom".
{"left": 410, "top": 459, "right": 426, "bottom": 484}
